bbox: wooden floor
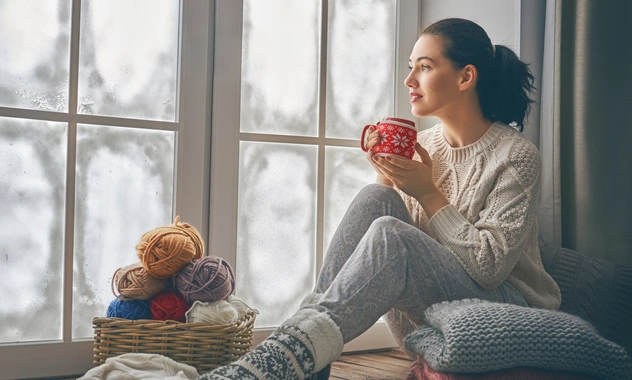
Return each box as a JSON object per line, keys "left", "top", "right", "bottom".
{"left": 330, "top": 349, "right": 413, "bottom": 380}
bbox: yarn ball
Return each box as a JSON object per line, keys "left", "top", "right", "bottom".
{"left": 150, "top": 290, "right": 191, "bottom": 322}
{"left": 174, "top": 256, "right": 235, "bottom": 304}
{"left": 107, "top": 298, "right": 151, "bottom": 320}
{"left": 136, "top": 216, "right": 204, "bottom": 279}
{"left": 112, "top": 262, "right": 172, "bottom": 300}
{"left": 185, "top": 300, "right": 239, "bottom": 324}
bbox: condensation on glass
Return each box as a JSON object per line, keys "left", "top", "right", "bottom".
{"left": 77, "top": 0, "right": 179, "bottom": 121}
{"left": 326, "top": 0, "right": 396, "bottom": 139}
{"left": 236, "top": 142, "right": 317, "bottom": 328}
{"left": 240, "top": 0, "right": 321, "bottom": 137}
{"left": 0, "top": 0, "right": 71, "bottom": 112}
{"left": 0, "top": 117, "right": 67, "bottom": 343}
{"left": 72, "top": 124, "right": 174, "bottom": 339}
{"left": 323, "top": 146, "right": 375, "bottom": 255}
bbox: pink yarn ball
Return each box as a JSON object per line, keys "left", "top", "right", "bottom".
{"left": 174, "top": 256, "right": 235, "bottom": 304}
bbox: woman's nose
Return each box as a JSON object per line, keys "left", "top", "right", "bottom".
{"left": 404, "top": 70, "right": 416, "bottom": 88}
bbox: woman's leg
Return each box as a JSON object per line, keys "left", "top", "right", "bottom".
{"left": 307, "top": 216, "right": 528, "bottom": 345}
{"left": 203, "top": 187, "right": 528, "bottom": 379}
{"left": 201, "top": 184, "right": 408, "bottom": 380}
{"left": 300, "top": 183, "right": 412, "bottom": 308}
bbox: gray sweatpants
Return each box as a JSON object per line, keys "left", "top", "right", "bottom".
{"left": 305, "top": 184, "right": 528, "bottom": 355}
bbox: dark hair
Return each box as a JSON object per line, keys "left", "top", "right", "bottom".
{"left": 422, "top": 18, "right": 535, "bottom": 131}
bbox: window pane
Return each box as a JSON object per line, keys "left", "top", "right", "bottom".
{"left": 326, "top": 0, "right": 396, "bottom": 139}
{"left": 236, "top": 142, "right": 317, "bottom": 328}
{"left": 323, "top": 147, "right": 375, "bottom": 255}
{"left": 240, "top": 0, "right": 321, "bottom": 137}
{"left": 0, "top": 0, "right": 71, "bottom": 112}
{"left": 77, "top": 0, "right": 180, "bottom": 121}
{"left": 73, "top": 124, "right": 174, "bottom": 339}
{"left": 0, "top": 117, "right": 67, "bottom": 343}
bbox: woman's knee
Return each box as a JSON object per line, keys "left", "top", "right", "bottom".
{"left": 353, "top": 184, "right": 408, "bottom": 216}
{"left": 357, "top": 183, "right": 400, "bottom": 201}
{"left": 369, "top": 215, "right": 401, "bottom": 231}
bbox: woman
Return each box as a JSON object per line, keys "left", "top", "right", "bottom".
{"left": 202, "top": 18, "right": 561, "bottom": 380}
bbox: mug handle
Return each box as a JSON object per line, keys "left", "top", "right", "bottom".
{"left": 361, "top": 124, "right": 373, "bottom": 152}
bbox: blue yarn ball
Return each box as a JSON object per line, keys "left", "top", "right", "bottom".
{"left": 107, "top": 298, "right": 151, "bottom": 320}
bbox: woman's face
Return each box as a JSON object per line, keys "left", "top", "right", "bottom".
{"left": 405, "top": 35, "right": 464, "bottom": 118}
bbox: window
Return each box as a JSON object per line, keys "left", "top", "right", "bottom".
{"left": 210, "top": 0, "right": 419, "bottom": 350}
{"left": 0, "top": 1, "right": 212, "bottom": 377}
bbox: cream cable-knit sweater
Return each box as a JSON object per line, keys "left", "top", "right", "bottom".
{"left": 398, "top": 122, "right": 561, "bottom": 310}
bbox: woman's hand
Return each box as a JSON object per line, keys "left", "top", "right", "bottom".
{"left": 372, "top": 142, "right": 449, "bottom": 217}
{"left": 364, "top": 125, "right": 394, "bottom": 186}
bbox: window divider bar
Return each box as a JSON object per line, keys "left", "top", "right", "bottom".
{"left": 0, "top": 106, "right": 179, "bottom": 131}
{"left": 62, "top": 0, "right": 82, "bottom": 343}
{"left": 0, "top": 107, "right": 69, "bottom": 123}
{"left": 315, "top": 0, "right": 329, "bottom": 280}
{"left": 74, "top": 114, "right": 178, "bottom": 131}
{"left": 240, "top": 132, "right": 359, "bottom": 148}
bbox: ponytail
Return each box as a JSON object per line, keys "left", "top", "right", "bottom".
{"left": 479, "top": 44, "right": 535, "bottom": 131}
{"left": 422, "top": 18, "right": 536, "bottom": 131}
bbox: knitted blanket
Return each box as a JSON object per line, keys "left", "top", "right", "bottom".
{"left": 403, "top": 299, "right": 632, "bottom": 380}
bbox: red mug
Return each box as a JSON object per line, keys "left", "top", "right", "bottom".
{"left": 361, "top": 117, "right": 417, "bottom": 159}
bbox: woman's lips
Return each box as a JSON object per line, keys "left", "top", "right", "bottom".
{"left": 410, "top": 95, "right": 422, "bottom": 103}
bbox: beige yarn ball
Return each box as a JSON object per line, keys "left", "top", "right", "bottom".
{"left": 111, "top": 262, "right": 171, "bottom": 300}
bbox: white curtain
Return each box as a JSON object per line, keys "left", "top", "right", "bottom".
{"left": 519, "top": 0, "right": 560, "bottom": 244}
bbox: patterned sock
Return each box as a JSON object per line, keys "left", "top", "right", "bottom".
{"left": 200, "top": 309, "right": 343, "bottom": 380}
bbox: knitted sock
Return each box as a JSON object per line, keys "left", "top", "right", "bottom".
{"left": 201, "top": 309, "right": 343, "bottom": 380}
{"left": 305, "top": 364, "right": 331, "bottom": 380}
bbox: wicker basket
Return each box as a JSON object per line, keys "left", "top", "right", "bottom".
{"left": 92, "top": 310, "right": 256, "bottom": 373}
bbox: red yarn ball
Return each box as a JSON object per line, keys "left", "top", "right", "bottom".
{"left": 150, "top": 291, "right": 191, "bottom": 322}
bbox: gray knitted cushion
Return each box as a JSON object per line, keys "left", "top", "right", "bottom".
{"left": 403, "top": 299, "right": 632, "bottom": 379}
{"left": 538, "top": 236, "right": 632, "bottom": 348}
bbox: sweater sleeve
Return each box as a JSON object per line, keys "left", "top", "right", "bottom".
{"left": 429, "top": 140, "right": 541, "bottom": 290}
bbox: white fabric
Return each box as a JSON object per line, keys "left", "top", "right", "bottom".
{"left": 79, "top": 353, "right": 199, "bottom": 380}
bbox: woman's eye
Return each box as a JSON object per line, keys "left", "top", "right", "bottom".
{"left": 408, "top": 66, "right": 413, "bottom": 71}
{"left": 421, "top": 65, "right": 430, "bottom": 71}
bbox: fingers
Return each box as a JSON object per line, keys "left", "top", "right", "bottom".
{"left": 371, "top": 155, "right": 408, "bottom": 179}
{"left": 365, "top": 127, "right": 381, "bottom": 150}
{"left": 415, "top": 142, "right": 432, "bottom": 165}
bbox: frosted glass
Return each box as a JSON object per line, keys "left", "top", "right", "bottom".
{"left": 77, "top": 0, "right": 179, "bottom": 121}
{"left": 236, "top": 142, "right": 317, "bottom": 327}
{"left": 0, "top": 0, "right": 71, "bottom": 112}
{"left": 240, "top": 0, "right": 320, "bottom": 136}
{"left": 323, "top": 147, "right": 376, "bottom": 255}
{"left": 326, "top": 0, "right": 396, "bottom": 139}
{"left": 72, "top": 124, "right": 174, "bottom": 338}
{"left": 0, "top": 117, "right": 66, "bottom": 343}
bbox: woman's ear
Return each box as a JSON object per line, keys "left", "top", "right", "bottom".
{"left": 459, "top": 64, "right": 477, "bottom": 91}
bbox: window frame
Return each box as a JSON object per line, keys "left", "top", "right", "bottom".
{"left": 209, "top": 0, "right": 420, "bottom": 352}
{"left": 0, "top": 1, "right": 213, "bottom": 377}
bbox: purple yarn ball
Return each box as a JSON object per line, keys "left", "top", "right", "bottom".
{"left": 174, "top": 256, "right": 235, "bottom": 304}
{"left": 107, "top": 298, "right": 151, "bottom": 320}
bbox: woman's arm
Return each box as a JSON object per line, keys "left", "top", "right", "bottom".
{"left": 375, "top": 137, "right": 542, "bottom": 290}
{"left": 428, "top": 141, "right": 541, "bottom": 289}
